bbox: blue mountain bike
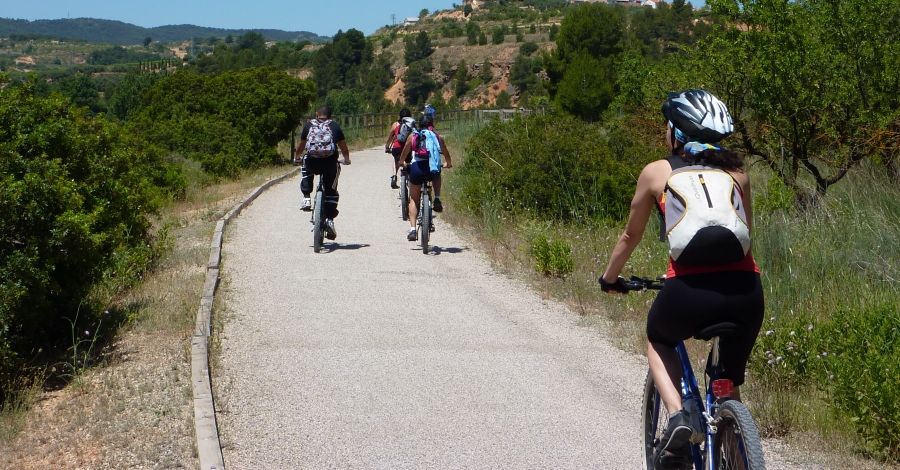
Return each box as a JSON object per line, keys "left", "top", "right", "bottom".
{"left": 619, "top": 276, "right": 766, "bottom": 470}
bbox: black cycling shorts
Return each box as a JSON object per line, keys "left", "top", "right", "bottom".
{"left": 646, "top": 271, "right": 764, "bottom": 386}
{"left": 391, "top": 147, "right": 410, "bottom": 166}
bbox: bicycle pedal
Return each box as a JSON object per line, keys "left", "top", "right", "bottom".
{"left": 689, "top": 430, "right": 704, "bottom": 445}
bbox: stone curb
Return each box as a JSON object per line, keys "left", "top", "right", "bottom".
{"left": 192, "top": 167, "right": 301, "bottom": 470}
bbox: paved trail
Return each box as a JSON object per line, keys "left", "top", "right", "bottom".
{"left": 217, "top": 148, "right": 805, "bottom": 469}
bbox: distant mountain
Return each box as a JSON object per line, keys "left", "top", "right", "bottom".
{"left": 0, "top": 17, "right": 329, "bottom": 45}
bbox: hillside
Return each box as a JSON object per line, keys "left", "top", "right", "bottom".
{"left": 0, "top": 17, "right": 328, "bottom": 45}
{"left": 371, "top": 6, "right": 560, "bottom": 108}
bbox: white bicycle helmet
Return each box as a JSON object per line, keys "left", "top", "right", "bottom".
{"left": 661, "top": 90, "right": 733, "bottom": 143}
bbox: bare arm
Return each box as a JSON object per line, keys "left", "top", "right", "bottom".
{"left": 398, "top": 139, "right": 412, "bottom": 167}
{"left": 601, "top": 160, "right": 668, "bottom": 284}
{"left": 385, "top": 124, "right": 397, "bottom": 151}
{"left": 438, "top": 136, "right": 452, "bottom": 168}
{"left": 337, "top": 140, "right": 351, "bottom": 164}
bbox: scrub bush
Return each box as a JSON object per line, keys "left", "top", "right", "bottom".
{"left": 456, "top": 111, "right": 640, "bottom": 224}
{"left": 0, "top": 77, "right": 159, "bottom": 390}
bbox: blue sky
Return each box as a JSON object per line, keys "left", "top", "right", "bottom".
{"left": 3, "top": 0, "right": 459, "bottom": 37}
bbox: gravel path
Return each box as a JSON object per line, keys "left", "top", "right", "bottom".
{"left": 216, "top": 148, "right": 807, "bottom": 469}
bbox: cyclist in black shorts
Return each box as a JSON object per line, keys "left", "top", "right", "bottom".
{"left": 297, "top": 105, "right": 351, "bottom": 240}
{"left": 600, "top": 90, "right": 764, "bottom": 469}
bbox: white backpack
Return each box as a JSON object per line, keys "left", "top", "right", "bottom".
{"left": 664, "top": 157, "right": 751, "bottom": 266}
{"left": 305, "top": 119, "right": 335, "bottom": 157}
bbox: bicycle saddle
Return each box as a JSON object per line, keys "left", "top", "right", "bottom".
{"left": 693, "top": 322, "right": 739, "bottom": 341}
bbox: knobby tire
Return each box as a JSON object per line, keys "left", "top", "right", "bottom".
{"left": 421, "top": 190, "right": 432, "bottom": 254}
{"left": 641, "top": 370, "right": 670, "bottom": 470}
{"left": 313, "top": 188, "right": 324, "bottom": 253}
{"left": 713, "top": 400, "right": 766, "bottom": 470}
{"left": 400, "top": 174, "right": 409, "bottom": 221}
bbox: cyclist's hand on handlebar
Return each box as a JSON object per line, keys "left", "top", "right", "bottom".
{"left": 599, "top": 276, "right": 631, "bottom": 294}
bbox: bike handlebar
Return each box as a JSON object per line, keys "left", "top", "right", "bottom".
{"left": 599, "top": 275, "right": 665, "bottom": 293}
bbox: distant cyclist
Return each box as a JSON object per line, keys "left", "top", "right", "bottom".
{"left": 385, "top": 108, "right": 414, "bottom": 189}
{"left": 600, "top": 90, "right": 764, "bottom": 469}
{"left": 298, "top": 105, "right": 351, "bottom": 240}
{"left": 398, "top": 114, "right": 452, "bottom": 241}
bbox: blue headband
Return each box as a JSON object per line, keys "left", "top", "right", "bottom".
{"left": 668, "top": 121, "right": 687, "bottom": 143}
{"left": 684, "top": 142, "right": 722, "bottom": 155}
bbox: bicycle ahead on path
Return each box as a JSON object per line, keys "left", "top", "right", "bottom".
{"left": 309, "top": 157, "right": 349, "bottom": 253}
{"left": 618, "top": 276, "right": 766, "bottom": 470}
{"left": 417, "top": 177, "right": 435, "bottom": 254}
{"left": 399, "top": 168, "right": 410, "bottom": 222}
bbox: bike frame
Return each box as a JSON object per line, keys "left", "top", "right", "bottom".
{"left": 649, "top": 339, "right": 734, "bottom": 470}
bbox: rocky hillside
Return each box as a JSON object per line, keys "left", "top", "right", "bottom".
{"left": 372, "top": 5, "right": 561, "bottom": 108}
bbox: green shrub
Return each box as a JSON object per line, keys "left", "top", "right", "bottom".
{"left": 530, "top": 234, "right": 574, "bottom": 277}
{"left": 520, "top": 41, "right": 539, "bottom": 56}
{"left": 0, "top": 77, "right": 160, "bottom": 388}
{"left": 456, "top": 111, "right": 640, "bottom": 223}
{"left": 820, "top": 303, "right": 900, "bottom": 459}
{"left": 756, "top": 175, "right": 796, "bottom": 213}
{"left": 125, "top": 67, "right": 316, "bottom": 179}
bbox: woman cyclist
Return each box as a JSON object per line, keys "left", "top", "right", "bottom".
{"left": 600, "top": 90, "right": 764, "bottom": 469}
{"left": 385, "top": 108, "right": 413, "bottom": 189}
{"left": 398, "top": 115, "right": 452, "bottom": 241}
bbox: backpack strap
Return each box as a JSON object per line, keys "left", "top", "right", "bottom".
{"left": 658, "top": 156, "right": 688, "bottom": 241}
{"left": 665, "top": 155, "right": 693, "bottom": 171}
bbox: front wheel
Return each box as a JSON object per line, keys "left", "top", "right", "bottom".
{"left": 641, "top": 370, "right": 669, "bottom": 470}
{"left": 399, "top": 174, "right": 409, "bottom": 221}
{"left": 713, "top": 400, "right": 766, "bottom": 470}
{"left": 420, "top": 192, "right": 431, "bottom": 254}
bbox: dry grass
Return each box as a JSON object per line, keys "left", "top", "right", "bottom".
{"left": 0, "top": 164, "right": 296, "bottom": 469}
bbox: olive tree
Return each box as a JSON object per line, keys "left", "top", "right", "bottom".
{"left": 701, "top": 0, "right": 900, "bottom": 200}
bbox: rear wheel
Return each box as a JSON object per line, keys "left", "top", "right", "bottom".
{"left": 713, "top": 400, "right": 766, "bottom": 470}
{"left": 420, "top": 191, "right": 431, "bottom": 254}
{"left": 312, "top": 189, "right": 324, "bottom": 253}
{"left": 400, "top": 174, "right": 409, "bottom": 221}
{"left": 641, "top": 370, "right": 669, "bottom": 470}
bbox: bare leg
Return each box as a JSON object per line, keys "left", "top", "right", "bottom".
{"left": 433, "top": 174, "right": 442, "bottom": 198}
{"left": 408, "top": 184, "right": 421, "bottom": 229}
{"left": 648, "top": 341, "right": 684, "bottom": 414}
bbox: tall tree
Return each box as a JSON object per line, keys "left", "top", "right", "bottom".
{"left": 311, "top": 29, "right": 371, "bottom": 96}
{"left": 544, "top": 2, "right": 625, "bottom": 119}
{"left": 404, "top": 31, "right": 434, "bottom": 65}
{"left": 455, "top": 60, "right": 469, "bottom": 97}
{"left": 404, "top": 59, "right": 437, "bottom": 105}
{"left": 479, "top": 58, "right": 493, "bottom": 82}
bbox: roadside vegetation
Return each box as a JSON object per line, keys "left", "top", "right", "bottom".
{"left": 442, "top": 0, "right": 900, "bottom": 464}
{"left": 1, "top": 0, "right": 899, "bottom": 466}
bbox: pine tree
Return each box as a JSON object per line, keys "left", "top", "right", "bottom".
{"left": 479, "top": 58, "right": 493, "bottom": 82}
